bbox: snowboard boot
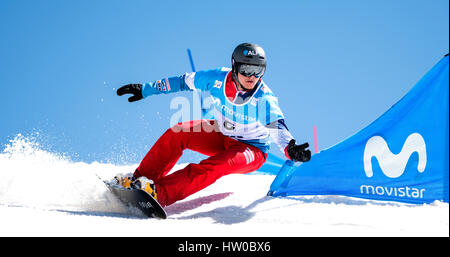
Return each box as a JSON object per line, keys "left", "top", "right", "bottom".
{"left": 113, "top": 172, "right": 135, "bottom": 189}
{"left": 131, "top": 176, "right": 158, "bottom": 200}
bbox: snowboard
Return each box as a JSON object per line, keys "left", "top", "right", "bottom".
{"left": 103, "top": 181, "right": 167, "bottom": 219}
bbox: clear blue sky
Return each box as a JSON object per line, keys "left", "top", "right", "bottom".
{"left": 0, "top": 0, "right": 448, "bottom": 164}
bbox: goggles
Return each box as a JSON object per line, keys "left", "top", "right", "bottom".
{"left": 237, "top": 63, "right": 265, "bottom": 78}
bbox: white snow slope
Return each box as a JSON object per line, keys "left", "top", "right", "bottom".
{"left": 0, "top": 135, "right": 448, "bottom": 237}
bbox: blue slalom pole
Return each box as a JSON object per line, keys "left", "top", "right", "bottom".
{"left": 267, "top": 160, "right": 296, "bottom": 196}
{"left": 187, "top": 48, "right": 196, "bottom": 72}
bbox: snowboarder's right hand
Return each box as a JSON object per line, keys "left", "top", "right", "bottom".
{"left": 117, "top": 84, "right": 143, "bottom": 102}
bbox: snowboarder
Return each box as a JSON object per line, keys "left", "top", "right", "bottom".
{"left": 115, "top": 43, "right": 311, "bottom": 207}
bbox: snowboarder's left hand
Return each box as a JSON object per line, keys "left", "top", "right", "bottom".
{"left": 117, "top": 84, "right": 143, "bottom": 102}
{"left": 285, "top": 139, "right": 311, "bottom": 162}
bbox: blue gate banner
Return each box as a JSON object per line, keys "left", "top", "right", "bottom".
{"left": 270, "top": 55, "right": 449, "bottom": 204}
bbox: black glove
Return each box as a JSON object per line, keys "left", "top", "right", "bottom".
{"left": 286, "top": 139, "right": 311, "bottom": 162}
{"left": 117, "top": 84, "right": 143, "bottom": 102}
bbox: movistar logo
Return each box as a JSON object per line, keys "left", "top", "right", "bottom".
{"left": 363, "top": 133, "right": 427, "bottom": 178}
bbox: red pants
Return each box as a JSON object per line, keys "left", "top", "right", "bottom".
{"left": 134, "top": 120, "right": 267, "bottom": 207}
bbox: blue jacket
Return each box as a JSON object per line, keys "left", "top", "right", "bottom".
{"left": 142, "top": 67, "right": 293, "bottom": 153}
